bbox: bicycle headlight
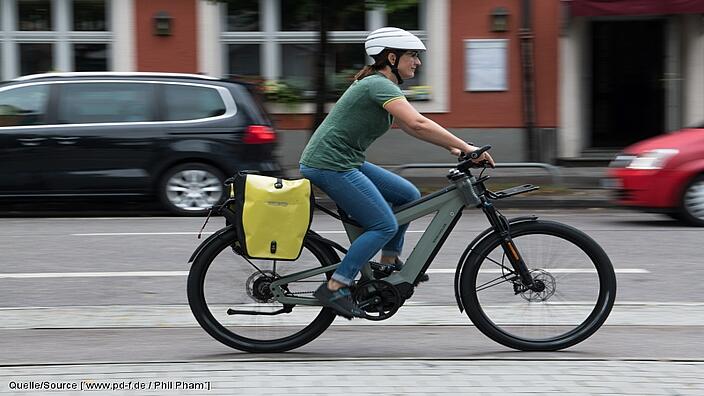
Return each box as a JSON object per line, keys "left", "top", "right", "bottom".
{"left": 626, "top": 149, "right": 679, "bottom": 170}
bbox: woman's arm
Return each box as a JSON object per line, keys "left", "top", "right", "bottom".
{"left": 385, "top": 98, "right": 495, "bottom": 166}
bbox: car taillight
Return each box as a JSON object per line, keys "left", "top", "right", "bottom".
{"left": 243, "top": 125, "right": 276, "bottom": 144}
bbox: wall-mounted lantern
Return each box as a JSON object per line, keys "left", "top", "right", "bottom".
{"left": 490, "top": 7, "right": 510, "bottom": 32}
{"left": 154, "top": 11, "right": 172, "bottom": 36}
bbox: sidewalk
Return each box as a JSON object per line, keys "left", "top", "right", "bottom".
{"left": 2, "top": 303, "right": 704, "bottom": 329}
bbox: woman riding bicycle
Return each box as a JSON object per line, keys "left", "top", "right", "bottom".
{"left": 299, "top": 27, "right": 494, "bottom": 319}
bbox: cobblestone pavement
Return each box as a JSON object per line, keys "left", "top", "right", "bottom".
{"left": 1, "top": 359, "right": 702, "bottom": 395}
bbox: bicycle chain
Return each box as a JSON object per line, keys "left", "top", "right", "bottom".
{"left": 285, "top": 290, "right": 316, "bottom": 296}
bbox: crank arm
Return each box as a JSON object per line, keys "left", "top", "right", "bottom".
{"left": 357, "top": 297, "right": 382, "bottom": 310}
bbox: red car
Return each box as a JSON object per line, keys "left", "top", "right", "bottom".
{"left": 606, "top": 126, "right": 704, "bottom": 226}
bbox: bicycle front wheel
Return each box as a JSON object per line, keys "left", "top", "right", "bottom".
{"left": 187, "top": 228, "right": 338, "bottom": 353}
{"left": 459, "top": 220, "right": 616, "bottom": 351}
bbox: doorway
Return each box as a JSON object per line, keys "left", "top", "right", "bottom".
{"left": 590, "top": 20, "right": 666, "bottom": 148}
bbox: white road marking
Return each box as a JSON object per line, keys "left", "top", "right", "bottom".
{"left": 0, "top": 271, "right": 190, "bottom": 279}
{"left": 72, "top": 232, "right": 214, "bottom": 236}
{"left": 426, "top": 268, "right": 650, "bottom": 274}
{"left": 71, "top": 230, "right": 426, "bottom": 236}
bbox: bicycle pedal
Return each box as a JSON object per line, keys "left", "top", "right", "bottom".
{"left": 369, "top": 261, "right": 401, "bottom": 274}
{"left": 371, "top": 265, "right": 397, "bottom": 280}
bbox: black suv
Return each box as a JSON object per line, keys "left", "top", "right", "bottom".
{"left": 0, "top": 72, "right": 281, "bottom": 215}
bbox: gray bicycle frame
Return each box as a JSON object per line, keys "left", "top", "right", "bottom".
{"left": 270, "top": 173, "right": 482, "bottom": 306}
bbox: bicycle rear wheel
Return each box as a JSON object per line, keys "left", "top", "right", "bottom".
{"left": 459, "top": 220, "right": 616, "bottom": 351}
{"left": 187, "top": 228, "right": 338, "bottom": 353}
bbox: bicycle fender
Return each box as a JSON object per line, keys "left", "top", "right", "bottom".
{"left": 453, "top": 215, "right": 538, "bottom": 313}
{"left": 188, "top": 225, "right": 235, "bottom": 263}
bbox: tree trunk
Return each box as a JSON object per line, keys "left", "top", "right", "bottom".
{"left": 311, "top": 1, "right": 330, "bottom": 135}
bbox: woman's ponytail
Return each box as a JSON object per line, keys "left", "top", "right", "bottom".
{"left": 354, "top": 50, "right": 391, "bottom": 81}
{"left": 354, "top": 65, "right": 377, "bottom": 80}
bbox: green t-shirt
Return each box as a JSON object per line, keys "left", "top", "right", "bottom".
{"left": 299, "top": 74, "right": 404, "bottom": 171}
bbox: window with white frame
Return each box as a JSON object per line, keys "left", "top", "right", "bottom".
{"left": 222, "top": 0, "right": 427, "bottom": 101}
{"left": 1, "top": 0, "right": 112, "bottom": 78}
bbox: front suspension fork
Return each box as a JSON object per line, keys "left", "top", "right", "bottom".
{"left": 481, "top": 201, "right": 535, "bottom": 288}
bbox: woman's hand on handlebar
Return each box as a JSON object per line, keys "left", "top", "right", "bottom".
{"left": 450, "top": 144, "right": 496, "bottom": 168}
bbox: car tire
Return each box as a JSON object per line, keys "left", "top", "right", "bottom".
{"left": 158, "top": 163, "right": 226, "bottom": 216}
{"left": 679, "top": 174, "right": 704, "bottom": 227}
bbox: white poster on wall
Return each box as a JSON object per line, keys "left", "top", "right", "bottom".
{"left": 465, "top": 39, "right": 508, "bottom": 91}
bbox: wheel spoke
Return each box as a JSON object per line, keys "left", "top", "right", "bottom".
{"left": 484, "top": 254, "right": 515, "bottom": 272}
{"left": 476, "top": 274, "right": 518, "bottom": 292}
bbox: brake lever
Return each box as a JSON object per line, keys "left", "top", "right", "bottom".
{"left": 477, "top": 160, "right": 494, "bottom": 169}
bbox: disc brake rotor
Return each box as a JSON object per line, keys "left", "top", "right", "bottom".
{"left": 518, "top": 269, "right": 556, "bottom": 302}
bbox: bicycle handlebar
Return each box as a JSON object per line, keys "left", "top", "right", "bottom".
{"left": 458, "top": 145, "right": 493, "bottom": 170}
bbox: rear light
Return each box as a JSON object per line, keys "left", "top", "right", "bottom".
{"left": 243, "top": 125, "right": 276, "bottom": 144}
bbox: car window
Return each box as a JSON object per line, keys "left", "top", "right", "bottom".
{"left": 57, "top": 82, "right": 155, "bottom": 124}
{"left": 0, "top": 84, "right": 49, "bottom": 127}
{"left": 163, "top": 84, "right": 227, "bottom": 121}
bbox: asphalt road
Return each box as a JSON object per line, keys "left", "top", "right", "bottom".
{"left": 0, "top": 208, "right": 702, "bottom": 366}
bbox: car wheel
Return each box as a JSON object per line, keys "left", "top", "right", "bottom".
{"left": 679, "top": 174, "right": 704, "bottom": 227}
{"left": 159, "top": 163, "right": 226, "bottom": 216}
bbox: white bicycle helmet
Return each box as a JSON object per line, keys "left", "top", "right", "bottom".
{"left": 364, "top": 27, "right": 426, "bottom": 84}
{"left": 365, "top": 27, "right": 426, "bottom": 56}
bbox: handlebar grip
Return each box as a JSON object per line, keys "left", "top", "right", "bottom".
{"left": 469, "top": 145, "right": 492, "bottom": 159}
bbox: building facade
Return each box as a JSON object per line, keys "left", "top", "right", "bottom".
{"left": 1, "top": 0, "right": 701, "bottom": 167}
{"left": 560, "top": 0, "right": 704, "bottom": 160}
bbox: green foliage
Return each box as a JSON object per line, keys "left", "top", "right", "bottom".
{"left": 261, "top": 80, "right": 302, "bottom": 105}
{"left": 368, "top": 0, "right": 419, "bottom": 13}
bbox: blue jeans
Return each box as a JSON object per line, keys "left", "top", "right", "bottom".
{"left": 300, "top": 162, "right": 421, "bottom": 286}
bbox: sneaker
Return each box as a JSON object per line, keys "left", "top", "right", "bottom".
{"left": 371, "top": 258, "right": 430, "bottom": 283}
{"left": 313, "top": 283, "right": 364, "bottom": 320}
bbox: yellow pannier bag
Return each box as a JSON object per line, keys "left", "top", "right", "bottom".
{"left": 230, "top": 172, "right": 313, "bottom": 260}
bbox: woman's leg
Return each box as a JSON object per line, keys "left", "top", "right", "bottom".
{"left": 300, "top": 165, "right": 398, "bottom": 286}
{"left": 359, "top": 162, "right": 421, "bottom": 260}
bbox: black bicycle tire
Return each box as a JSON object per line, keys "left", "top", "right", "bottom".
{"left": 187, "top": 228, "right": 338, "bottom": 353}
{"left": 459, "top": 220, "right": 617, "bottom": 351}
